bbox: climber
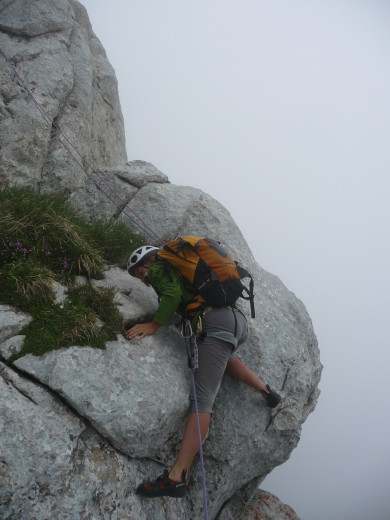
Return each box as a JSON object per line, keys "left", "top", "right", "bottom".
{"left": 126, "top": 245, "right": 281, "bottom": 498}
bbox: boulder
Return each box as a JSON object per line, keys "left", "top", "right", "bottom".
{"left": 11, "top": 254, "right": 321, "bottom": 520}
{"left": 238, "top": 489, "right": 302, "bottom": 520}
{"left": 0, "top": 362, "right": 153, "bottom": 520}
{"left": 68, "top": 160, "right": 169, "bottom": 221}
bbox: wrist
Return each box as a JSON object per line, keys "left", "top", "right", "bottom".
{"left": 151, "top": 320, "right": 161, "bottom": 332}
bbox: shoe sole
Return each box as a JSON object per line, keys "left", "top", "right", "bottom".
{"left": 136, "top": 484, "right": 186, "bottom": 498}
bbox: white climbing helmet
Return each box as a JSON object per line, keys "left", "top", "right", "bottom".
{"left": 127, "top": 245, "right": 159, "bottom": 276}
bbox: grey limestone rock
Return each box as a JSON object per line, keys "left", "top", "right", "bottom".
{"left": 0, "top": 362, "right": 165, "bottom": 520}
{"left": 68, "top": 160, "right": 169, "bottom": 221}
{"left": 10, "top": 255, "right": 321, "bottom": 519}
{"left": 52, "top": 280, "right": 67, "bottom": 303}
{"left": 238, "top": 489, "right": 302, "bottom": 520}
{"left": 0, "top": 334, "right": 25, "bottom": 360}
{"left": 0, "top": 304, "right": 32, "bottom": 343}
{"left": 91, "top": 265, "right": 158, "bottom": 323}
{"left": 15, "top": 336, "right": 191, "bottom": 461}
{"left": 0, "top": 362, "right": 85, "bottom": 519}
{"left": 116, "top": 160, "right": 169, "bottom": 189}
{"left": 0, "top": 0, "right": 126, "bottom": 194}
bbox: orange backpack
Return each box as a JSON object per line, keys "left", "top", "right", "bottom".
{"left": 157, "top": 236, "right": 255, "bottom": 318}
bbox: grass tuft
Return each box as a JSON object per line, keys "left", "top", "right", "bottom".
{"left": 0, "top": 186, "right": 146, "bottom": 360}
{"left": 1, "top": 261, "right": 55, "bottom": 308}
{"left": 0, "top": 187, "right": 104, "bottom": 278}
{"left": 85, "top": 220, "right": 145, "bottom": 269}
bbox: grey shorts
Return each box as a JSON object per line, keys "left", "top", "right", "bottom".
{"left": 189, "top": 307, "right": 248, "bottom": 414}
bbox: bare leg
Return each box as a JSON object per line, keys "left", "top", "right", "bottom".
{"left": 164, "top": 357, "right": 275, "bottom": 485}
{"left": 226, "top": 356, "right": 269, "bottom": 394}
{"left": 168, "top": 412, "right": 210, "bottom": 483}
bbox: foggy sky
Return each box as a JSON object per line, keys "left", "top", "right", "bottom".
{"left": 81, "top": 1, "right": 390, "bottom": 518}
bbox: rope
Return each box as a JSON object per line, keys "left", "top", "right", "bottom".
{"left": 190, "top": 370, "right": 209, "bottom": 520}
{"left": 0, "top": 45, "right": 163, "bottom": 245}
{"left": 183, "top": 320, "right": 209, "bottom": 519}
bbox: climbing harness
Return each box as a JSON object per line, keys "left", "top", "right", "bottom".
{"left": 181, "top": 316, "right": 204, "bottom": 372}
{"left": 1, "top": 45, "right": 210, "bottom": 519}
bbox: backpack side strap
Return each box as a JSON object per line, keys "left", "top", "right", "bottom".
{"left": 236, "top": 265, "right": 255, "bottom": 318}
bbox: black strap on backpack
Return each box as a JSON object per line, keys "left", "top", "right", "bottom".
{"left": 236, "top": 264, "right": 255, "bottom": 318}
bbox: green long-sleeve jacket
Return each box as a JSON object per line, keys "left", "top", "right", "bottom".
{"left": 146, "top": 261, "right": 197, "bottom": 326}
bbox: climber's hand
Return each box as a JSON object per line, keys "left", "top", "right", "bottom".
{"left": 126, "top": 321, "right": 160, "bottom": 340}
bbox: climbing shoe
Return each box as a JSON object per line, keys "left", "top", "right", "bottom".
{"left": 261, "top": 384, "right": 281, "bottom": 408}
{"left": 136, "top": 469, "right": 187, "bottom": 498}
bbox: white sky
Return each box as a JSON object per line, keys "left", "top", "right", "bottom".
{"left": 81, "top": 1, "right": 390, "bottom": 518}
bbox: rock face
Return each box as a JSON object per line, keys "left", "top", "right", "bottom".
{"left": 1, "top": 264, "right": 321, "bottom": 520}
{"left": 0, "top": 1, "right": 322, "bottom": 519}
{"left": 0, "top": 0, "right": 127, "bottom": 195}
